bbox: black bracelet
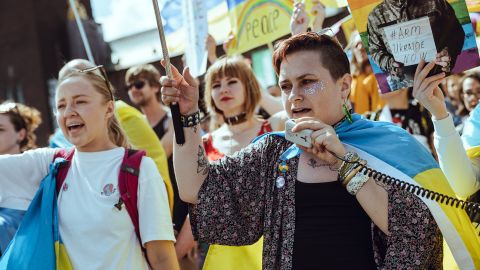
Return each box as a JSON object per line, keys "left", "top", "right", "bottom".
{"left": 180, "top": 110, "right": 200, "bottom": 127}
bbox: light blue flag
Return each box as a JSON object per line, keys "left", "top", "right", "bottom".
{"left": 462, "top": 103, "right": 480, "bottom": 149}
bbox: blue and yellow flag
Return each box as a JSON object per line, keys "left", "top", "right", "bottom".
{"left": 257, "top": 114, "right": 480, "bottom": 269}
{"left": 0, "top": 159, "right": 73, "bottom": 270}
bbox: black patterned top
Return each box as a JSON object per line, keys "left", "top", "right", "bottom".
{"left": 190, "top": 135, "right": 443, "bottom": 270}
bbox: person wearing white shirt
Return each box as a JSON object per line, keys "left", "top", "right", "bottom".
{"left": 0, "top": 59, "right": 178, "bottom": 270}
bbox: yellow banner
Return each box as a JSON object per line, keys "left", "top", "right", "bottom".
{"left": 467, "top": 0, "right": 480, "bottom": 12}
{"left": 227, "top": 0, "right": 294, "bottom": 55}
{"left": 320, "top": 0, "right": 348, "bottom": 8}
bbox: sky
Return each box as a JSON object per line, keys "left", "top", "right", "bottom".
{"left": 91, "top": 0, "right": 225, "bottom": 41}
{"left": 91, "top": 0, "right": 159, "bottom": 41}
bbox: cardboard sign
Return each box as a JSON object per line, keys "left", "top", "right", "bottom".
{"left": 347, "top": 0, "right": 480, "bottom": 93}
{"left": 382, "top": 17, "right": 437, "bottom": 66}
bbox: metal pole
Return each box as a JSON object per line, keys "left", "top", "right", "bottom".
{"left": 68, "top": 0, "right": 95, "bottom": 64}
{"left": 151, "top": 0, "right": 185, "bottom": 145}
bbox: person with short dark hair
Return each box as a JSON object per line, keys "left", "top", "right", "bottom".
{"left": 160, "top": 32, "right": 478, "bottom": 269}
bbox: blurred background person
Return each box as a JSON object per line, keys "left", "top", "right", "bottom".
{"left": 347, "top": 33, "right": 385, "bottom": 114}
{"left": 456, "top": 72, "right": 480, "bottom": 134}
{"left": 0, "top": 101, "right": 42, "bottom": 256}
{"left": 443, "top": 74, "right": 468, "bottom": 127}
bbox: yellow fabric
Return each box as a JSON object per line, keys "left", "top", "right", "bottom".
{"left": 55, "top": 241, "right": 73, "bottom": 270}
{"left": 466, "top": 146, "right": 480, "bottom": 159}
{"left": 414, "top": 168, "right": 480, "bottom": 268}
{"left": 115, "top": 101, "right": 174, "bottom": 214}
{"left": 350, "top": 72, "right": 385, "bottom": 115}
{"left": 203, "top": 237, "right": 263, "bottom": 270}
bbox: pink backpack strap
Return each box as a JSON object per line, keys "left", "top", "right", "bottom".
{"left": 53, "top": 148, "right": 75, "bottom": 194}
{"left": 118, "top": 149, "right": 146, "bottom": 248}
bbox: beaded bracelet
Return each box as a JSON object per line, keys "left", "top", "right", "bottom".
{"left": 180, "top": 110, "right": 200, "bottom": 127}
{"left": 346, "top": 172, "right": 370, "bottom": 196}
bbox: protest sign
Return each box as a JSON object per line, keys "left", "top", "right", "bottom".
{"left": 347, "top": 0, "right": 480, "bottom": 93}
{"left": 382, "top": 17, "right": 437, "bottom": 66}
{"left": 226, "top": 0, "right": 294, "bottom": 55}
{"left": 183, "top": 0, "right": 208, "bottom": 77}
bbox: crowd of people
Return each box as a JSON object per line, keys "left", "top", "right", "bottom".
{"left": 0, "top": 1, "right": 480, "bottom": 270}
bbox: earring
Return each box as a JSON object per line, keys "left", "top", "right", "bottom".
{"left": 342, "top": 100, "right": 353, "bottom": 123}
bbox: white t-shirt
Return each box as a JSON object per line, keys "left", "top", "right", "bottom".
{"left": 0, "top": 147, "right": 175, "bottom": 270}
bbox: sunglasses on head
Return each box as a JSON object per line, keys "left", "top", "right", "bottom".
{"left": 125, "top": 80, "right": 146, "bottom": 92}
{"left": 77, "top": 65, "right": 114, "bottom": 101}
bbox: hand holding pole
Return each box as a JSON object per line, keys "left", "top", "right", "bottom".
{"left": 151, "top": 0, "right": 185, "bottom": 145}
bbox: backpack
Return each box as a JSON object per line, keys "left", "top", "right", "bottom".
{"left": 53, "top": 148, "right": 146, "bottom": 249}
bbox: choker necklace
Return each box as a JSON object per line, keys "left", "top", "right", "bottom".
{"left": 224, "top": 112, "right": 247, "bottom": 125}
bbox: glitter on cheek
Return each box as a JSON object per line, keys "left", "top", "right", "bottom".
{"left": 304, "top": 81, "right": 326, "bottom": 95}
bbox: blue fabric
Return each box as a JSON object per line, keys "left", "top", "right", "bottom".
{"left": 254, "top": 114, "right": 438, "bottom": 177}
{"left": 0, "top": 159, "right": 64, "bottom": 270}
{"left": 0, "top": 208, "right": 25, "bottom": 256}
{"left": 462, "top": 103, "right": 480, "bottom": 149}
{"left": 49, "top": 129, "right": 73, "bottom": 149}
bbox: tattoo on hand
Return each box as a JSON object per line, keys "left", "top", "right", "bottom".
{"left": 191, "top": 125, "right": 198, "bottom": 133}
{"left": 197, "top": 146, "right": 208, "bottom": 175}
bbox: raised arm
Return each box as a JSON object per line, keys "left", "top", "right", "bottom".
{"left": 160, "top": 61, "right": 207, "bottom": 203}
{"left": 413, "top": 59, "right": 479, "bottom": 197}
{"left": 0, "top": 148, "right": 55, "bottom": 210}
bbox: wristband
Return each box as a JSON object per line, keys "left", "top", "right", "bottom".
{"left": 180, "top": 110, "right": 200, "bottom": 127}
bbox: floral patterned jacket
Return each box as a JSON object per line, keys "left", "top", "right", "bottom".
{"left": 190, "top": 135, "right": 443, "bottom": 270}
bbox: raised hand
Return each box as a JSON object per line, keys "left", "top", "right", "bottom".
{"left": 205, "top": 34, "right": 218, "bottom": 64}
{"left": 311, "top": 0, "right": 326, "bottom": 32}
{"left": 290, "top": 1, "right": 309, "bottom": 35}
{"left": 412, "top": 58, "right": 448, "bottom": 120}
{"left": 160, "top": 60, "right": 199, "bottom": 115}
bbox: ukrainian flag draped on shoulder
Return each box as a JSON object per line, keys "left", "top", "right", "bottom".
{"left": 0, "top": 158, "right": 73, "bottom": 270}
{"left": 256, "top": 114, "right": 480, "bottom": 269}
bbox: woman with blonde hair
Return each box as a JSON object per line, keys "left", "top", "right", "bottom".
{"left": 0, "top": 59, "right": 178, "bottom": 269}
{"left": 0, "top": 101, "right": 41, "bottom": 255}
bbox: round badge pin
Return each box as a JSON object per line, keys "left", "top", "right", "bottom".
{"left": 276, "top": 176, "right": 285, "bottom": 188}
{"left": 102, "top": 183, "right": 116, "bottom": 196}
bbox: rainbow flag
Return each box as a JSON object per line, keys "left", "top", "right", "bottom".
{"left": 256, "top": 114, "right": 480, "bottom": 268}
{"left": 0, "top": 159, "right": 73, "bottom": 270}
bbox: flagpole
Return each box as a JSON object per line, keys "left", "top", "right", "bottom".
{"left": 151, "top": 0, "right": 186, "bottom": 145}
{"left": 68, "top": 0, "right": 95, "bottom": 64}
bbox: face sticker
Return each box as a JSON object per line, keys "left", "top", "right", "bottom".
{"left": 304, "top": 81, "right": 326, "bottom": 95}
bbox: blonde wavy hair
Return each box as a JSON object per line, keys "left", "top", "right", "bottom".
{"left": 57, "top": 59, "right": 128, "bottom": 148}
